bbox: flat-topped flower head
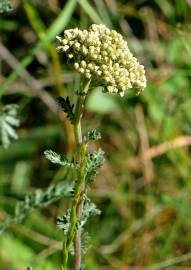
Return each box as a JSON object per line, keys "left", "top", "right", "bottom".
{"left": 57, "top": 24, "right": 146, "bottom": 96}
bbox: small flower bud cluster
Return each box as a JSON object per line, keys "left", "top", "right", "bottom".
{"left": 57, "top": 24, "right": 146, "bottom": 96}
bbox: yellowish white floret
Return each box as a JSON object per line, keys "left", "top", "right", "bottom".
{"left": 57, "top": 24, "right": 146, "bottom": 96}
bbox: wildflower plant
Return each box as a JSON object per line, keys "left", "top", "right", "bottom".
{"left": 47, "top": 24, "right": 146, "bottom": 270}
{"left": 0, "top": 24, "right": 146, "bottom": 270}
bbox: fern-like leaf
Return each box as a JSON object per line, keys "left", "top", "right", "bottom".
{"left": 44, "top": 149, "right": 77, "bottom": 168}
{"left": 0, "top": 104, "right": 20, "bottom": 148}
{"left": 84, "top": 129, "right": 101, "bottom": 143}
{"left": 57, "top": 96, "right": 74, "bottom": 123}
{"left": 79, "top": 196, "right": 101, "bottom": 228}
{"left": 0, "top": 181, "right": 74, "bottom": 234}
{"left": 0, "top": 0, "right": 13, "bottom": 13}
{"left": 85, "top": 148, "right": 104, "bottom": 184}
{"left": 57, "top": 209, "right": 71, "bottom": 235}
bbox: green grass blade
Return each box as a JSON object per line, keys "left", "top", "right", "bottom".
{"left": 78, "top": 0, "right": 103, "bottom": 24}
{"left": 0, "top": 0, "right": 77, "bottom": 97}
{"left": 24, "top": 2, "right": 46, "bottom": 39}
{"left": 94, "top": 0, "right": 113, "bottom": 27}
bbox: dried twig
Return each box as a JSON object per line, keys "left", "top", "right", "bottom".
{"left": 135, "top": 104, "right": 154, "bottom": 183}
{"left": 127, "top": 135, "right": 191, "bottom": 170}
{"left": 0, "top": 42, "right": 58, "bottom": 113}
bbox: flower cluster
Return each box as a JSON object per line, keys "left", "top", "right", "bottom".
{"left": 57, "top": 24, "right": 146, "bottom": 96}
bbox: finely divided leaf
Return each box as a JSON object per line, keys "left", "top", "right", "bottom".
{"left": 0, "top": 104, "right": 20, "bottom": 148}
{"left": 44, "top": 149, "right": 77, "bottom": 168}
{"left": 84, "top": 129, "right": 101, "bottom": 142}
{"left": 57, "top": 209, "right": 71, "bottom": 234}
{"left": 0, "top": 181, "right": 74, "bottom": 234}
{"left": 0, "top": 0, "right": 14, "bottom": 13}
{"left": 57, "top": 96, "right": 74, "bottom": 123}
{"left": 80, "top": 196, "right": 101, "bottom": 227}
{"left": 85, "top": 148, "right": 104, "bottom": 184}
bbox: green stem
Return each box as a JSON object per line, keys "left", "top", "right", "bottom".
{"left": 61, "top": 79, "right": 91, "bottom": 270}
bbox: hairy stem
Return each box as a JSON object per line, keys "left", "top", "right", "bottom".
{"left": 61, "top": 79, "right": 91, "bottom": 270}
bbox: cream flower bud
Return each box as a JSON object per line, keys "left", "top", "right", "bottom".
{"left": 61, "top": 39, "right": 68, "bottom": 45}
{"left": 74, "top": 63, "right": 79, "bottom": 69}
{"left": 62, "top": 45, "right": 69, "bottom": 51}
{"left": 82, "top": 45, "right": 88, "bottom": 55}
{"left": 74, "top": 42, "right": 81, "bottom": 50}
{"left": 79, "top": 68, "right": 85, "bottom": 73}
{"left": 102, "top": 65, "right": 107, "bottom": 70}
{"left": 105, "top": 76, "right": 111, "bottom": 82}
{"left": 80, "top": 60, "right": 86, "bottom": 68}
{"left": 85, "top": 72, "right": 91, "bottom": 79}
{"left": 96, "top": 70, "right": 102, "bottom": 76}
{"left": 92, "top": 54, "right": 98, "bottom": 60}
{"left": 87, "top": 63, "right": 93, "bottom": 70}
{"left": 107, "top": 85, "right": 114, "bottom": 92}
{"left": 56, "top": 36, "right": 62, "bottom": 42}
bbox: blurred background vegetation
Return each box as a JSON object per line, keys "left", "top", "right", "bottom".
{"left": 0, "top": 0, "right": 191, "bottom": 269}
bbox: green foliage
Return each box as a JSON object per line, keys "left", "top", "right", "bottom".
{"left": 57, "top": 210, "right": 71, "bottom": 235}
{"left": 85, "top": 149, "right": 104, "bottom": 184}
{"left": 1, "top": 1, "right": 191, "bottom": 269}
{"left": 57, "top": 196, "right": 100, "bottom": 256}
{"left": 84, "top": 129, "right": 101, "bottom": 143}
{"left": 57, "top": 96, "right": 75, "bottom": 123}
{"left": 0, "top": 104, "right": 19, "bottom": 148}
{"left": 44, "top": 150, "right": 77, "bottom": 168}
{"left": 81, "top": 232, "right": 91, "bottom": 256}
{"left": 0, "top": 0, "right": 13, "bottom": 13}
{"left": 79, "top": 196, "right": 101, "bottom": 228}
{"left": 57, "top": 196, "right": 100, "bottom": 233}
{"left": 0, "top": 181, "right": 74, "bottom": 234}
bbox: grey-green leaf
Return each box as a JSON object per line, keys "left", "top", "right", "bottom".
{"left": 85, "top": 148, "right": 104, "bottom": 184}
{"left": 44, "top": 149, "right": 77, "bottom": 168}
{"left": 0, "top": 104, "right": 20, "bottom": 148}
